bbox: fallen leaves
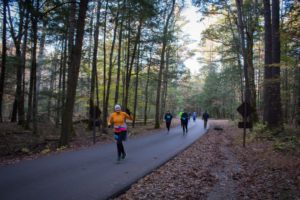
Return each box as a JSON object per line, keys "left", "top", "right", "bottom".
{"left": 114, "top": 120, "right": 300, "bottom": 200}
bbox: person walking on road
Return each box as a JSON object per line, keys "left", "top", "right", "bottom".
{"left": 192, "top": 111, "right": 197, "bottom": 122}
{"left": 108, "top": 105, "right": 133, "bottom": 161}
{"left": 164, "top": 111, "right": 173, "bottom": 132}
{"left": 181, "top": 111, "right": 189, "bottom": 134}
{"left": 202, "top": 111, "right": 209, "bottom": 129}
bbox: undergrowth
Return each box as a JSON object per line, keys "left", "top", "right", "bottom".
{"left": 250, "top": 123, "right": 300, "bottom": 153}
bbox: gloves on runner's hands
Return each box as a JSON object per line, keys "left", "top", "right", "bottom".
{"left": 125, "top": 108, "right": 131, "bottom": 115}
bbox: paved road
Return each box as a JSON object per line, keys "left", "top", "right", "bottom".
{"left": 0, "top": 119, "right": 208, "bottom": 200}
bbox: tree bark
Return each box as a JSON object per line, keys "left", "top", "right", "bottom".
{"left": 155, "top": 0, "right": 175, "bottom": 128}
{"left": 36, "top": 19, "right": 47, "bottom": 116}
{"left": 102, "top": 0, "right": 109, "bottom": 130}
{"left": 56, "top": 41, "right": 65, "bottom": 126}
{"left": 67, "top": 0, "right": 76, "bottom": 72}
{"left": 122, "top": 13, "right": 131, "bottom": 108}
{"left": 89, "top": 0, "right": 102, "bottom": 129}
{"left": 124, "top": 17, "right": 142, "bottom": 110}
{"left": 8, "top": 2, "right": 25, "bottom": 123}
{"left": 104, "top": 4, "right": 120, "bottom": 128}
{"left": 246, "top": 31, "right": 258, "bottom": 123}
{"left": 143, "top": 46, "right": 153, "bottom": 125}
{"left": 235, "top": 0, "right": 251, "bottom": 102}
{"left": 20, "top": 4, "right": 30, "bottom": 126}
{"left": 133, "top": 43, "right": 141, "bottom": 128}
{"left": 26, "top": 0, "right": 39, "bottom": 134}
{"left": 263, "top": 0, "right": 272, "bottom": 123}
{"left": 161, "top": 49, "right": 170, "bottom": 121}
{"left": 60, "top": 0, "right": 89, "bottom": 146}
{"left": 115, "top": 0, "right": 125, "bottom": 105}
{"left": 296, "top": 57, "right": 300, "bottom": 126}
{"left": 0, "top": 0, "right": 8, "bottom": 122}
{"left": 269, "top": 0, "right": 282, "bottom": 128}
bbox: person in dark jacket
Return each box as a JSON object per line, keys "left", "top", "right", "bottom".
{"left": 164, "top": 111, "right": 173, "bottom": 132}
{"left": 89, "top": 105, "right": 101, "bottom": 128}
{"left": 181, "top": 111, "right": 189, "bottom": 134}
{"left": 202, "top": 111, "right": 209, "bottom": 129}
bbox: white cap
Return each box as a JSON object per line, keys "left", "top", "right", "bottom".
{"left": 114, "top": 104, "right": 121, "bottom": 111}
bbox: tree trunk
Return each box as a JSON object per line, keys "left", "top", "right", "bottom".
{"left": 155, "top": 0, "right": 175, "bottom": 128}
{"left": 48, "top": 62, "right": 56, "bottom": 118}
{"left": 26, "top": 0, "right": 39, "bottom": 134}
{"left": 104, "top": 5, "right": 120, "bottom": 128}
{"left": 122, "top": 14, "right": 131, "bottom": 108}
{"left": 296, "top": 58, "right": 300, "bottom": 126}
{"left": 60, "top": 0, "right": 89, "bottom": 146}
{"left": 56, "top": 41, "right": 65, "bottom": 126}
{"left": 19, "top": 5, "right": 29, "bottom": 126}
{"left": 0, "top": 0, "right": 8, "bottom": 122}
{"left": 224, "top": 5, "right": 244, "bottom": 103}
{"left": 263, "top": 0, "right": 272, "bottom": 123}
{"left": 269, "top": 0, "right": 282, "bottom": 128}
{"left": 62, "top": 34, "right": 67, "bottom": 112}
{"left": 143, "top": 46, "right": 153, "bottom": 125}
{"left": 235, "top": 0, "right": 251, "bottom": 103}
{"left": 246, "top": 32, "right": 258, "bottom": 123}
{"left": 8, "top": 2, "right": 25, "bottom": 123}
{"left": 115, "top": 0, "right": 125, "bottom": 105}
{"left": 89, "top": 0, "right": 102, "bottom": 129}
{"left": 67, "top": 0, "right": 76, "bottom": 71}
{"left": 124, "top": 17, "right": 142, "bottom": 110}
{"left": 36, "top": 19, "right": 47, "bottom": 116}
{"left": 161, "top": 49, "right": 170, "bottom": 120}
{"left": 133, "top": 43, "right": 141, "bottom": 128}
{"left": 102, "top": 0, "right": 109, "bottom": 130}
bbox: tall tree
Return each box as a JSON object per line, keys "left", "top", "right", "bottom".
{"left": 8, "top": 1, "right": 26, "bottom": 124}
{"left": 115, "top": 0, "right": 125, "bottom": 105}
{"left": 60, "top": 0, "right": 89, "bottom": 146}
{"left": 104, "top": 1, "right": 120, "bottom": 129}
{"left": 26, "top": 0, "right": 40, "bottom": 134}
{"left": 133, "top": 43, "right": 141, "bottom": 127}
{"left": 235, "top": 0, "right": 252, "bottom": 116}
{"left": 263, "top": 0, "right": 273, "bottom": 123}
{"left": 155, "top": 0, "right": 175, "bottom": 128}
{"left": 269, "top": 0, "right": 282, "bottom": 128}
{"left": 0, "top": 0, "right": 8, "bottom": 122}
{"left": 297, "top": 56, "right": 300, "bottom": 126}
{"left": 102, "top": 0, "right": 109, "bottom": 130}
{"left": 124, "top": 16, "right": 143, "bottom": 110}
{"left": 143, "top": 45, "right": 153, "bottom": 125}
{"left": 89, "top": 0, "right": 102, "bottom": 129}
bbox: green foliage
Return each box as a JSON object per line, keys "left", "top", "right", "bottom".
{"left": 251, "top": 123, "right": 300, "bottom": 152}
{"left": 273, "top": 135, "right": 299, "bottom": 153}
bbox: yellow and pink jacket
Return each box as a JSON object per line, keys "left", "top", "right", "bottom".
{"left": 108, "top": 112, "right": 133, "bottom": 133}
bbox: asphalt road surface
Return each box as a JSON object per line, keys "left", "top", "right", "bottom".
{"left": 0, "top": 119, "right": 208, "bottom": 200}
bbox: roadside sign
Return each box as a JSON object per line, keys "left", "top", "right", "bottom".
{"left": 238, "top": 122, "right": 253, "bottom": 129}
{"left": 237, "top": 102, "right": 253, "bottom": 117}
{"left": 237, "top": 101, "right": 254, "bottom": 148}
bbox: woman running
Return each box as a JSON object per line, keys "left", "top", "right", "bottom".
{"left": 108, "top": 105, "right": 133, "bottom": 161}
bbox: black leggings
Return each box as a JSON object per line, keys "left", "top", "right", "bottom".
{"left": 166, "top": 121, "right": 171, "bottom": 131}
{"left": 182, "top": 122, "right": 188, "bottom": 132}
{"left": 116, "top": 141, "right": 125, "bottom": 157}
{"left": 204, "top": 120, "right": 208, "bottom": 128}
{"left": 115, "top": 132, "right": 126, "bottom": 157}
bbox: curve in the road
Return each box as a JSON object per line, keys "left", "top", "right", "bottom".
{"left": 0, "top": 119, "right": 208, "bottom": 200}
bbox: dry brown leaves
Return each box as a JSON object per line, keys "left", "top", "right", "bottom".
{"left": 115, "top": 120, "right": 300, "bottom": 200}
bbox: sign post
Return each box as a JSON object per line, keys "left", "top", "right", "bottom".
{"left": 237, "top": 102, "right": 253, "bottom": 147}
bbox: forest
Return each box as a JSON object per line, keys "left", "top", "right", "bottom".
{"left": 0, "top": 0, "right": 299, "bottom": 148}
